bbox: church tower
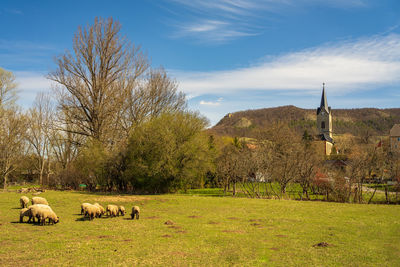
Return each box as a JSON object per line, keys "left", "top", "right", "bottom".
{"left": 316, "top": 83, "right": 333, "bottom": 143}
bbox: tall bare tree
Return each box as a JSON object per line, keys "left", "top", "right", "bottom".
{"left": 49, "top": 17, "right": 148, "bottom": 143}
{"left": 26, "top": 93, "right": 53, "bottom": 185}
{"left": 0, "top": 67, "right": 17, "bottom": 107}
{"left": 120, "top": 67, "right": 186, "bottom": 135}
{"left": 0, "top": 107, "right": 26, "bottom": 189}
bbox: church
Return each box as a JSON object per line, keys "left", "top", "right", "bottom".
{"left": 316, "top": 83, "right": 334, "bottom": 155}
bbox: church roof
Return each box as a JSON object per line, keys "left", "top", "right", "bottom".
{"left": 390, "top": 124, "right": 400, "bottom": 136}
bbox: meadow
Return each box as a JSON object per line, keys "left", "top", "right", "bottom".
{"left": 0, "top": 189, "right": 399, "bottom": 266}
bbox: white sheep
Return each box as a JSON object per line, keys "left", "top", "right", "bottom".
{"left": 106, "top": 204, "right": 119, "bottom": 217}
{"left": 28, "top": 204, "right": 53, "bottom": 224}
{"left": 131, "top": 206, "right": 140, "bottom": 220}
{"left": 38, "top": 208, "right": 59, "bottom": 225}
{"left": 81, "top": 203, "right": 92, "bottom": 215}
{"left": 32, "top": 196, "right": 49, "bottom": 205}
{"left": 118, "top": 206, "right": 126, "bottom": 216}
{"left": 20, "top": 196, "right": 29, "bottom": 208}
{"left": 84, "top": 204, "right": 101, "bottom": 220}
{"left": 93, "top": 203, "right": 105, "bottom": 217}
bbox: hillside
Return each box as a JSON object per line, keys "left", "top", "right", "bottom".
{"left": 211, "top": 105, "right": 400, "bottom": 138}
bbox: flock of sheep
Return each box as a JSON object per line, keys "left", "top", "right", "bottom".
{"left": 19, "top": 196, "right": 140, "bottom": 226}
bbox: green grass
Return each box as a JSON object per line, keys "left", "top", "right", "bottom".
{"left": 0, "top": 190, "right": 399, "bottom": 266}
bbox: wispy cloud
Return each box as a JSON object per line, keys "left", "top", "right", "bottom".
{"left": 200, "top": 97, "right": 224, "bottom": 106}
{"left": 166, "top": 0, "right": 369, "bottom": 43}
{"left": 13, "top": 71, "right": 52, "bottom": 108}
{"left": 175, "top": 34, "right": 400, "bottom": 97}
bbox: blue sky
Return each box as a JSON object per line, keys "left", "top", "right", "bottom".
{"left": 1, "top": 0, "right": 400, "bottom": 126}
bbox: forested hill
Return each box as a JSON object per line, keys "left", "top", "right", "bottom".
{"left": 211, "top": 105, "right": 400, "bottom": 138}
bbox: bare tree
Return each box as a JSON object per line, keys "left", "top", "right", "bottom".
{"left": 0, "top": 107, "right": 26, "bottom": 189}
{"left": 120, "top": 67, "right": 186, "bottom": 135}
{"left": 48, "top": 17, "right": 148, "bottom": 143}
{"left": 295, "top": 145, "right": 321, "bottom": 200}
{"left": 0, "top": 67, "right": 17, "bottom": 107}
{"left": 26, "top": 93, "right": 53, "bottom": 185}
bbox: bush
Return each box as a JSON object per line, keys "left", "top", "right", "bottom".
{"left": 123, "top": 112, "right": 215, "bottom": 193}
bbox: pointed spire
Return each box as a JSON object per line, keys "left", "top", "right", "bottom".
{"left": 320, "top": 83, "right": 329, "bottom": 112}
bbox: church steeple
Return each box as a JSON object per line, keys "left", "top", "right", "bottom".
{"left": 316, "top": 83, "right": 333, "bottom": 141}
{"left": 320, "top": 83, "right": 329, "bottom": 113}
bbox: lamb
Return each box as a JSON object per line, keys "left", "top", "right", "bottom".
{"left": 81, "top": 203, "right": 92, "bottom": 215}
{"left": 106, "top": 204, "right": 119, "bottom": 217}
{"left": 131, "top": 206, "right": 140, "bottom": 220}
{"left": 20, "top": 196, "right": 29, "bottom": 208}
{"left": 118, "top": 206, "right": 126, "bottom": 216}
{"left": 32, "top": 196, "right": 49, "bottom": 205}
{"left": 93, "top": 203, "right": 105, "bottom": 217}
{"left": 84, "top": 204, "right": 101, "bottom": 220}
{"left": 19, "top": 208, "right": 31, "bottom": 223}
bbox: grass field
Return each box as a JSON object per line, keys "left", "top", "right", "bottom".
{"left": 0, "top": 190, "right": 399, "bottom": 266}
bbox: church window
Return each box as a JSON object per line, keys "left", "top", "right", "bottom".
{"left": 321, "top": 121, "right": 325, "bottom": 129}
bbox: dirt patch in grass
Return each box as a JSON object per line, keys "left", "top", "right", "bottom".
{"left": 98, "top": 235, "right": 110, "bottom": 239}
{"left": 93, "top": 196, "right": 151, "bottom": 202}
{"left": 175, "top": 230, "right": 187, "bottom": 234}
{"left": 313, "top": 242, "right": 331, "bottom": 248}
{"left": 207, "top": 221, "right": 220, "bottom": 224}
{"left": 270, "top": 247, "right": 279, "bottom": 251}
{"left": 188, "top": 215, "right": 202, "bottom": 218}
{"left": 275, "top": 234, "right": 287, "bottom": 238}
{"left": 250, "top": 223, "right": 263, "bottom": 227}
{"left": 162, "top": 234, "right": 172, "bottom": 238}
{"left": 227, "top": 217, "right": 239, "bottom": 220}
{"left": 123, "top": 239, "right": 133, "bottom": 242}
{"left": 164, "top": 220, "right": 174, "bottom": 225}
{"left": 168, "top": 225, "right": 182, "bottom": 229}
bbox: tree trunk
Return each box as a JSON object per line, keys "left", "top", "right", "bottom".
{"left": 3, "top": 173, "right": 7, "bottom": 190}
{"left": 39, "top": 158, "right": 46, "bottom": 186}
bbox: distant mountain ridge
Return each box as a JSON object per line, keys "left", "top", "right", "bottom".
{"left": 211, "top": 105, "right": 400, "bottom": 137}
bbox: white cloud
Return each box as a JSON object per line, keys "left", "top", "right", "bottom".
{"left": 167, "top": 0, "right": 369, "bottom": 42}
{"left": 200, "top": 100, "right": 221, "bottom": 106}
{"left": 175, "top": 34, "right": 400, "bottom": 96}
{"left": 199, "top": 97, "right": 223, "bottom": 106}
{"left": 13, "top": 71, "right": 52, "bottom": 108}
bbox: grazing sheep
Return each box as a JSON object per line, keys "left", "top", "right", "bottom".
{"left": 38, "top": 208, "right": 59, "bottom": 225}
{"left": 131, "top": 206, "right": 140, "bottom": 220}
{"left": 118, "top": 206, "right": 126, "bottom": 216}
{"left": 83, "top": 204, "right": 101, "bottom": 220}
{"left": 32, "top": 197, "right": 49, "bottom": 205}
{"left": 106, "top": 204, "right": 119, "bottom": 217}
{"left": 27, "top": 204, "right": 53, "bottom": 224}
{"left": 93, "top": 203, "right": 105, "bottom": 217}
{"left": 81, "top": 203, "right": 92, "bottom": 215}
{"left": 19, "top": 208, "right": 31, "bottom": 223}
{"left": 20, "top": 196, "right": 29, "bottom": 208}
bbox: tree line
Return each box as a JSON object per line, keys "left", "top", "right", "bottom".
{"left": 1, "top": 17, "right": 399, "bottom": 203}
